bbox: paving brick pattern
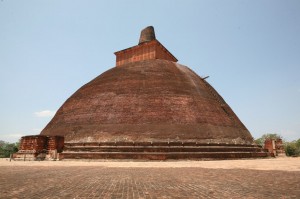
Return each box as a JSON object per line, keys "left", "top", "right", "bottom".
{"left": 1, "top": 166, "right": 299, "bottom": 199}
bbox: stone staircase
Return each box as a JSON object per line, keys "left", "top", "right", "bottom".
{"left": 60, "top": 142, "right": 269, "bottom": 160}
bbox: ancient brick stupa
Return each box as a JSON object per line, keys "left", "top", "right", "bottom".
{"left": 39, "top": 26, "right": 268, "bottom": 159}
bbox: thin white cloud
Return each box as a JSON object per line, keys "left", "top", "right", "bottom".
{"left": 34, "top": 110, "right": 56, "bottom": 117}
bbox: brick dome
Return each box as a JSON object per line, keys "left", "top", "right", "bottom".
{"left": 41, "top": 58, "right": 253, "bottom": 144}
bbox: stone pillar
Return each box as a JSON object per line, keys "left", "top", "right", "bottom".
{"left": 264, "top": 139, "right": 275, "bottom": 157}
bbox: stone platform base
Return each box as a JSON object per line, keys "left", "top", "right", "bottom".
{"left": 13, "top": 150, "right": 60, "bottom": 161}
{"left": 13, "top": 152, "right": 46, "bottom": 161}
{"left": 61, "top": 142, "right": 269, "bottom": 160}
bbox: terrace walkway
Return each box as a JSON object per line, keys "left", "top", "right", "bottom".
{"left": 1, "top": 158, "right": 299, "bottom": 198}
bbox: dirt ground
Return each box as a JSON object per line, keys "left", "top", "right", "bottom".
{"left": 1, "top": 157, "right": 300, "bottom": 198}
{"left": 1, "top": 157, "right": 300, "bottom": 171}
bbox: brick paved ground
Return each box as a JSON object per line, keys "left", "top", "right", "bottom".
{"left": 1, "top": 165, "right": 299, "bottom": 199}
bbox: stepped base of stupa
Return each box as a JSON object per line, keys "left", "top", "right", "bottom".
{"left": 60, "top": 142, "right": 269, "bottom": 160}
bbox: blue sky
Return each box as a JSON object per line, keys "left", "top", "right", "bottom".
{"left": 0, "top": 0, "right": 299, "bottom": 143}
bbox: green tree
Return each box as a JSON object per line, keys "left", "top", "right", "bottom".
{"left": 296, "top": 139, "right": 300, "bottom": 147}
{"left": 285, "top": 139, "right": 300, "bottom": 157}
{"left": 0, "top": 140, "right": 19, "bottom": 158}
{"left": 254, "top": 133, "right": 282, "bottom": 146}
{"left": 254, "top": 137, "right": 264, "bottom": 146}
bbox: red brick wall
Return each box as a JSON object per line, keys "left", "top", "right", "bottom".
{"left": 155, "top": 44, "right": 175, "bottom": 61}
{"left": 116, "top": 42, "right": 156, "bottom": 66}
{"left": 47, "top": 136, "right": 64, "bottom": 152}
{"left": 264, "top": 139, "right": 275, "bottom": 155}
{"left": 115, "top": 40, "right": 177, "bottom": 67}
{"left": 264, "top": 138, "right": 285, "bottom": 156}
{"left": 19, "top": 136, "right": 47, "bottom": 153}
{"left": 19, "top": 135, "right": 64, "bottom": 153}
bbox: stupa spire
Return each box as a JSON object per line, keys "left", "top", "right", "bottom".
{"left": 138, "top": 26, "right": 156, "bottom": 44}
{"left": 114, "top": 26, "right": 177, "bottom": 66}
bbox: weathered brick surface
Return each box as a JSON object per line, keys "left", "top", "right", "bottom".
{"left": 61, "top": 142, "right": 268, "bottom": 160}
{"left": 47, "top": 136, "right": 64, "bottom": 152}
{"left": 19, "top": 135, "right": 47, "bottom": 153}
{"left": 264, "top": 138, "right": 285, "bottom": 157}
{"left": 41, "top": 60, "right": 253, "bottom": 145}
{"left": 1, "top": 166, "right": 299, "bottom": 198}
{"left": 40, "top": 27, "right": 255, "bottom": 149}
{"left": 18, "top": 135, "right": 64, "bottom": 152}
{"left": 115, "top": 40, "right": 177, "bottom": 66}
{"left": 139, "top": 26, "right": 156, "bottom": 44}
